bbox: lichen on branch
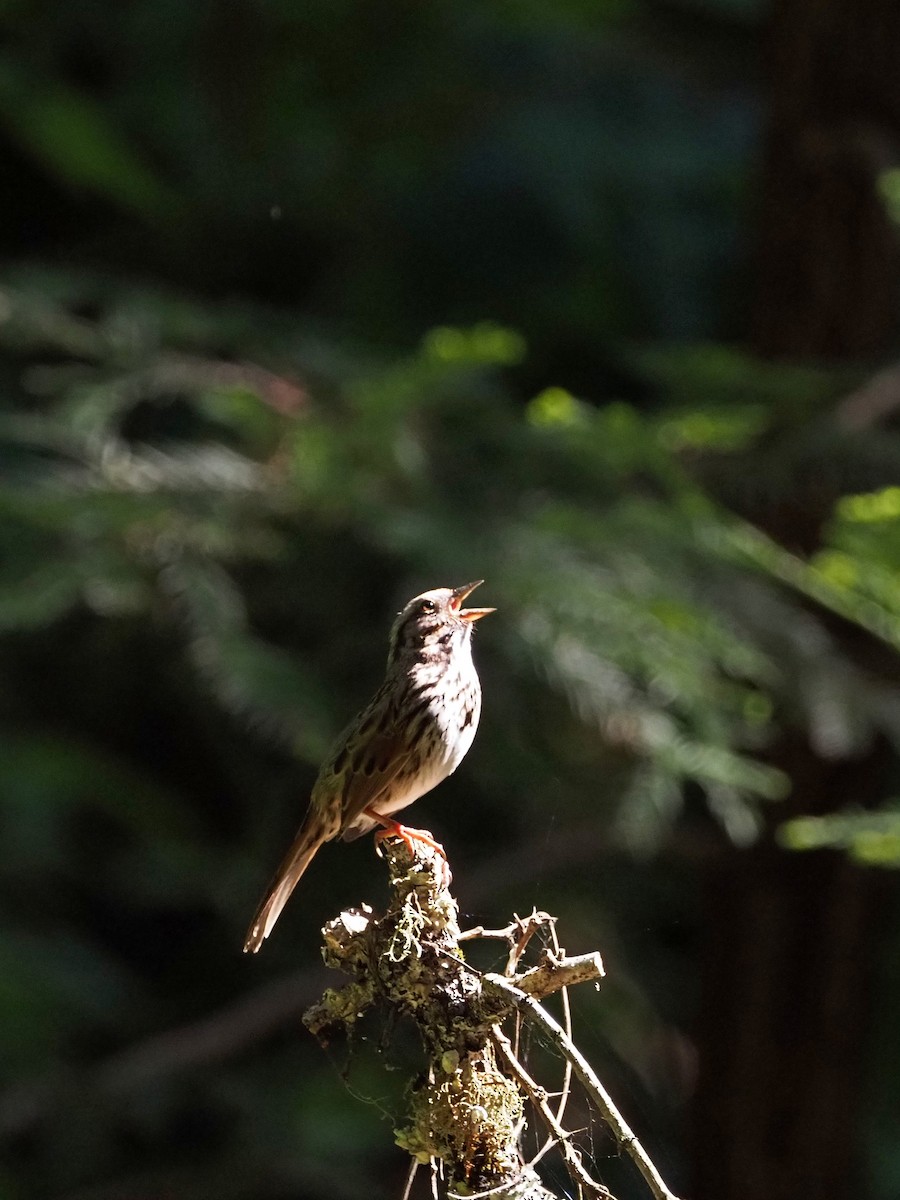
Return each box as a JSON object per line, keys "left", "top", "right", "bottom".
{"left": 303, "top": 836, "right": 679, "bottom": 1200}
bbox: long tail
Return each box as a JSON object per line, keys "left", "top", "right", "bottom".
{"left": 243, "top": 817, "right": 328, "bottom": 953}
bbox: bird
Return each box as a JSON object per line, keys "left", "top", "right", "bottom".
{"left": 243, "top": 581, "right": 494, "bottom": 952}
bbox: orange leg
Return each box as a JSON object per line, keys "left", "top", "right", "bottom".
{"left": 364, "top": 807, "right": 449, "bottom": 868}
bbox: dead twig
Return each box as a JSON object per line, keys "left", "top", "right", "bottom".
{"left": 494, "top": 1027, "right": 612, "bottom": 1200}
{"left": 485, "top": 974, "right": 683, "bottom": 1200}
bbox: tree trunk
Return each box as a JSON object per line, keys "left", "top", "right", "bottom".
{"left": 694, "top": 1, "right": 900, "bottom": 1194}
{"left": 752, "top": 0, "right": 900, "bottom": 360}
{"left": 693, "top": 748, "right": 887, "bottom": 1200}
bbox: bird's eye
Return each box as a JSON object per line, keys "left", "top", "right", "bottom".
{"left": 420, "top": 599, "right": 437, "bottom": 615}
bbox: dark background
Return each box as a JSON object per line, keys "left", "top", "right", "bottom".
{"left": 2, "top": 1, "right": 900, "bottom": 1198}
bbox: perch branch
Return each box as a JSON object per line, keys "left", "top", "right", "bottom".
{"left": 302, "top": 835, "right": 679, "bottom": 1200}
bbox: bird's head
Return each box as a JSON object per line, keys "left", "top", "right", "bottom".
{"left": 388, "top": 581, "right": 494, "bottom": 666}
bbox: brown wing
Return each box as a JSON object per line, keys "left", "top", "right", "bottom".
{"left": 334, "top": 716, "right": 416, "bottom": 836}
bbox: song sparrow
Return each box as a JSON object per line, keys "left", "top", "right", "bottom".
{"left": 243, "top": 581, "right": 494, "bottom": 952}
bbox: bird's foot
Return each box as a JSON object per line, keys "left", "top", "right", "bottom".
{"left": 374, "top": 821, "right": 445, "bottom": 858}
{"left": 371, "top": 818, "right": 451, "bottom": 885}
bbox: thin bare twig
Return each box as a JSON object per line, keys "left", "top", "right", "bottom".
{"left": 509, "top": 912, "right": 557, "bottom": 975}
{"left": 518, "top": 918, "right": 577, "bottom": 1176}
{"left": 460, "top": 924, "right": 518, "bottom": 942}
{"left": 485, "top": 976, "right": 683, "bottom": 1200}
{"left": 460, "top": 912, "right": 557, "bottom": 963}
{"left": 401, "top": 1156, "right": 419, "bottom": 1200}
{"left": 460, "top": 911, "right": 605, "bottom": 1003}
{"left": 494, "top": 1028, "right": 612, "bottom": 1200}
{"left": 506, "top": 911, "right": 556, "bottom": 1068}
{"left": 549, "top": 923, "right": 574, "bottom": 1151}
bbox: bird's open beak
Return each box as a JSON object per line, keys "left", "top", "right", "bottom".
{"left": 450, "top": 580, "right": 495, "bottom": 622}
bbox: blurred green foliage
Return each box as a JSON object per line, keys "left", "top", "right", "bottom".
{"left": 2, "top": 266, "right": 900, "bottom": 1197}
{"left": 2, "top": 0, "right": 900, "bottom": 1197}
